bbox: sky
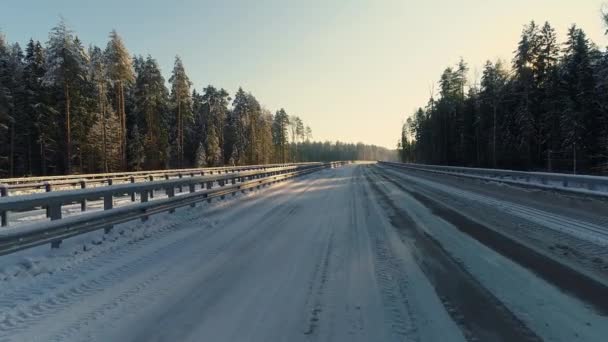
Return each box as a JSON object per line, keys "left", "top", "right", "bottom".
{"left": 1, "top": 0, "right": 606, "bottom": 149}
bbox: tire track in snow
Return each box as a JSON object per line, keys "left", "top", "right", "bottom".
{"left": 365, "top": 167, "right": 541, "bottom": 342}
{"left": 0, "top": 218, "right": 212, "bottom": 339}
{"left": 303, "top": 229, "right": 335, "bottom": 337}
{"left": 67, "top": 170, "right": 335, "bottom": 342}
{"left": 0, "top": 171, "right": 328, "bottom": 341}
{"left": 377, "top": 165, "right": 608, "bottom": 315}
{"left": 118, "top": 170, "right": 336, "bottom": 342}
{"left": 353, "top": 166, "right": 419, "bottom": 341}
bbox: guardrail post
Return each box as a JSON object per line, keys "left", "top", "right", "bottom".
{"left": 206, "top": 181, "right": 213, "bottom": 190}
{"left": 0, "top": 184, "right": 8, "bottom": 227}
{"left": 80, "top": 180, "right": 87, "bottom": 211}
{"left": 178, "top": 174, "right": 183, "bottom": 192}
{"left": 167, "top": 187, "right": 175, "bottom": 213}
{"left": 149, "top": 175, "right": 155, "bottom": 198}
{"left": 49, "top": 204, "right": 62, "bottom": 221}
{"left": 231, "top": 178, "right": 236, "bottom": 185}
{"left": 49, "top": 203, "right": 62, "bottom": 248}
{"left": 141, "top": 190, "right": 149, "bottom": 222}
{"left": 45, "top": 182, "right": 52, "bottom": 218}
{"left": 562, "top": 178, "right": 569, "bottom": 188}
{"left": 104, "top": 194, "right": 114, "bottom": 233}
{"left": 130, "top": 176, "right": 136, "bottom": 201}
{"left": 189, "top": 183, "right": 196, "bottom": 207}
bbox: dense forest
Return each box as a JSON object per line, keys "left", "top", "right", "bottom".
{"left": 0, "top": 20, "right": 393, "bottom": 177}
{"left": 399, "top": 15, "right": 608, "bottom": 174}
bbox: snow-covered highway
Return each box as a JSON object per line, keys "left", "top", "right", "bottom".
{"left": 0, "top": 163, "right": 607, "bottom": 341}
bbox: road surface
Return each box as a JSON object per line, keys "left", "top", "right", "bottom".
{"left": 0, "top": 164, "right": 607, "bottom": 342}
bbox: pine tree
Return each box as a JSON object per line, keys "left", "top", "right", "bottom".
{"left": 70, "top": 37, "right": 95, "bottom": 173}
{"left": 480, "top": 60, "right": 508, "bottom": 167}
{"left": 128, "top": 123, "right": 145, "bottom": 170}
{"left": 201, "top": 85, "right": 230, "bottom": 166}
{"left": 194, "top": 141, "right": 207, "bottom": 167}
{"left": 272, "top": 109, "right": 290, "bottom": 163}
{"left": 4, "top": 42, "right": 26, "bottom": 176}
{"left": 43, "top": 19, "right": 88, "bottom": 174}
{"left": 305, "top": 126, "right": 313, "bottom": 141}
{"left": 105, "top": 30, "right": 134, "bottom": 170}
{"left": 22, "top": 40, "right": 51, "bottom": 175}
{"left": 132, "top": 55, "right": 170, "bottom": 169}
{"left": 0, "top": 32, "right": 13, "bottom": 176}
{"left": 89, "top": 46, "right": 109, "bottom": 171}
{"left": 258, "top": 108, "right": 275, "bottom": 164}
{"left": 536, "top": 22, "right": 561, "bottom": 164}
{"left": 560, "top": 25, "right": 601, "bottom": 169}
{"left": 168, "top": 56, "right": 192, "bottom": 168}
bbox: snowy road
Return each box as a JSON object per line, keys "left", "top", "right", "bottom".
{"left": 1, "top": 164, "right": 607, "bottom": 341}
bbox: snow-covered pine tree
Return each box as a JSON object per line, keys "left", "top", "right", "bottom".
{"left": 560, "top": 25, "right": 601, "bottom": 169}
{"left": 105, "top": 30, "right": 134, "bottom": 170}
{"left": 272, "top": 109, "right": 290, "bottom": 163}
{"left": 168, "top": 56, "right": 192, "bottom": 168}
{"left": 201, "top": 85, "right": 229, "bottom": 165}
{"left": 132, "top": 55, "right": 170, "bottom": 170}
{"left": 194, "top": 141, "right": 207, "bottom": 167}
{"left": 43, "top": 19, "right": 88, "bottom": 174}
{"left": 206, "top": 127, "right": 222, "bottom": 166}
{"left": 0, "top": 32, "right": 13, "bottom": 176}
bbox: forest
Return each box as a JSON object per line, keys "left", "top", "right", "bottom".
{"left": 399, "top": 16, "right": 608, "bottom": 174}
{"left": 0, "top": 20, "right": 393, "bottom": 177}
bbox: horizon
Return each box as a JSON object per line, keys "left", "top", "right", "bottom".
{"left": 1, "top": 0, "right": 606, "bottom": 149}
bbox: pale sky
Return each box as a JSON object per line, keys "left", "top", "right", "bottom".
{"left": 1, "top": 0, "right": 606, "bottom": 148}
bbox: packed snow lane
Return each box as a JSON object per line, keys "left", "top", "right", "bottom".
{"left": 371, "top": 163, "right": 608, "bottom": 341}
{"left": 0, "top": 165, "right": 463, "bottom": 342}
{"left": 1, "top": 164, "right": 606, "bottom": 342}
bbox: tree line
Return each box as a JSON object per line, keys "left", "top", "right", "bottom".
{"left": 399, "top": 16, "right": 608, "bottom": 174}
{"left": 0, "top": 20, "right": 391, "bottom": 177}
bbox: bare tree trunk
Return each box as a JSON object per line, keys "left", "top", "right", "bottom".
{"left": 79, "top": 148, "right": 83, "bottom": 173}
{"left": 122, "top": 82, "right": 127, "bottom": 169}
{"left": 493, "top": 102, "right": 497, "bottom": 168}
{"left": 120, "top": 81, "right": 127, "bottom": 170}
{"left": 40, "top": 139, "right": 46, "bottom": 176}
{"left": 177, "top": 95, "right": 182, "bottom": 168}
{"left": 65, "top": 82, "right": 72, "bottom": 174}
{"left": 27, "top": 134, "right": 32, "bottom": 175}
{"left": 100, "top": 82, "right": 108, "bottom": 173}
{"left": 116, "top": 82, "right": 123, "bottom": 170}
{"left": 9, "top": 121, "right": 15, "bottom": 177}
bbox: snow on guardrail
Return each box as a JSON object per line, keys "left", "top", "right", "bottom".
{"left": 0, "top": 162, "right": 348, "bottom": 255}
{"left": 0, "top": 162, "right": 323, "bottom": 196}
{"left": 379, "top": 162, "right": 608, "bottom": 198}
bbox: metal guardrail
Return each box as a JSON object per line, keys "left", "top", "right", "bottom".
{"left": 0, "top": 161, "right": 348, "bottom": 255}
{"left": 379, "top": 162, "right": 608, "bottom": 198}
{"left": 0, "top": 162, "right": 321, "bottom": 195}
{"left": 0, "top": 164, "right": 321, "bottom": 227}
